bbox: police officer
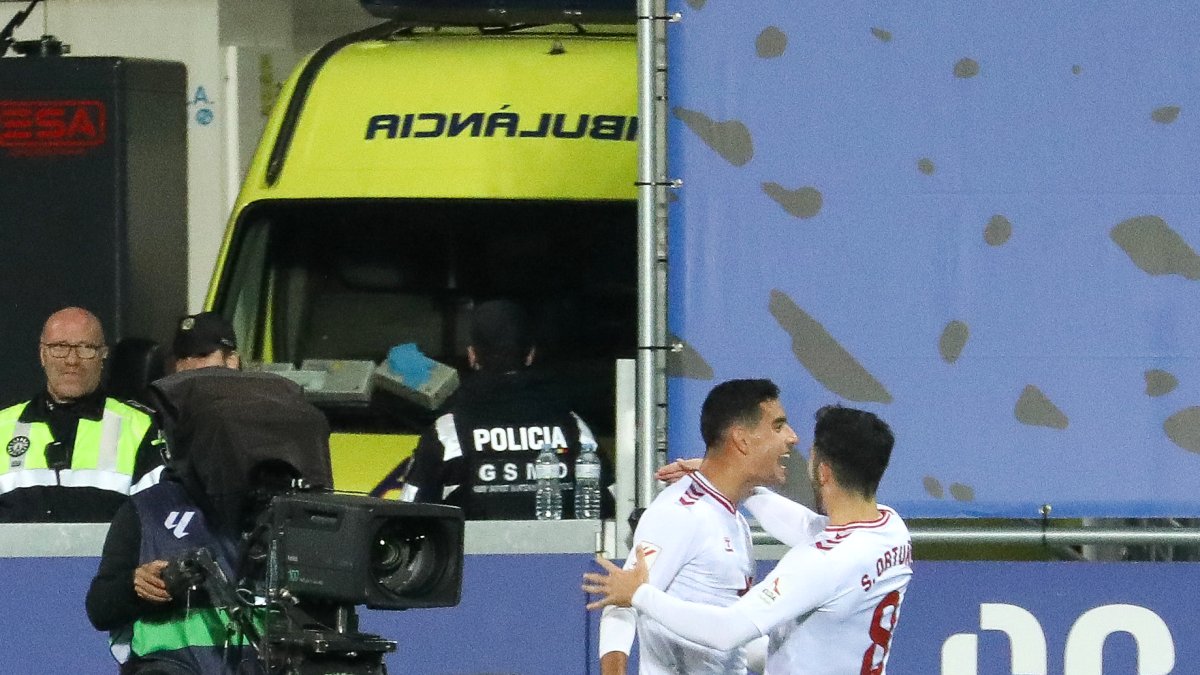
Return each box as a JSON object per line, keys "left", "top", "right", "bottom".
{"left": 400, "top": 299, "right": 604, "bottom": 519}
{"left": 0, "top": 307, "right": 163, "bottom": 522}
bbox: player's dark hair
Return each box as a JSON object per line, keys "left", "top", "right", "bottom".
{"left": 811, "top": 404, "right": 894, "bottom": 498}
{"left": 700, "top": 379, "right": 781, "bottom": 449}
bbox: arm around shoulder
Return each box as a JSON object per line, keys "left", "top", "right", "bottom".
{"left": 743, "top": 487, "right": 826, "bottom": 547}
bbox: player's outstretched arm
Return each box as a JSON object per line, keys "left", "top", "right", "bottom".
{"left": 744, "top": 487, "right": 826, "bottom": 547}
{"left": 585, "top": 547, "right": 762, "bottom": 651}
{"left": 629, "top": 584, "right": 761, "bottom": 651}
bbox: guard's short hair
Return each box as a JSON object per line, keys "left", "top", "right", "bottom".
{"left": 699, "top": 379, "right": 780, "bottom": 449}
{"left": 811, "top": 405, "right": 894, "bottom": 498}
{"left": 469, "top": 300, "right": 534, "bottom": 372}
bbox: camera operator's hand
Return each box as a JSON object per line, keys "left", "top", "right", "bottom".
{"left": 133, "top": 560, "right": 172, "bottom": 603}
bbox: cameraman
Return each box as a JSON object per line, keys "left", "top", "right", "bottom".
{"left": 86, "top": 368, "right": 333, "bottom": 674}
{"left": 85, "top": 470, "right": 259, "bottom": 674}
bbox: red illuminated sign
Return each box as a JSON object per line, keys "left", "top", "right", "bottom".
{"left": 0, "top": 100, "right": 107, "bottom": 156}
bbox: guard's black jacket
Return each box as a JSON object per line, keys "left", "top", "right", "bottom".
{"left": 401, "top": 370, "right": 611, "bottom": 520}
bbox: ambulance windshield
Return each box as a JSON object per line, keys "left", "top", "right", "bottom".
{"left": 215, "top": 197, "right": 636, "bottom": 436}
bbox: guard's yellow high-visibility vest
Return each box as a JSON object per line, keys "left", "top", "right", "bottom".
{"left": 0, "top": 398, "right": 156, "bottom": 496}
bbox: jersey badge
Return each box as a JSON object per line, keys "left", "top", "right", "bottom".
{"left": 630, "top": 541, "right": 661, "bottom": 570}
{"left": 758, "top": 576, "right": 783, "bottom": 604}
{"left": 6, "top": 436, "right": 30, "bottom": 458}
{"left": 723, "top": 536, "right": 734, "bottom": 552}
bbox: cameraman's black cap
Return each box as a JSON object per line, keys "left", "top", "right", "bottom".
{"left": 173, "top": 312, "right": 237, "bottom": 359}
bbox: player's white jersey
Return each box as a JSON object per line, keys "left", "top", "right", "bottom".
{"left": 630, "top": 497, "right": 911, "bottom": 675}
{"left": 749, "top": 505, "right": 912, "bottom": 675}
{"left": 599, "top": 472, "right": 754, "bottom": 674}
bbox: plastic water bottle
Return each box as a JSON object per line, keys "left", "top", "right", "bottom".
{"left": 574, "top": 442, "right": 602, "bottom": 519}
{"left": 534, "top": 443, "right": 563, "bottom": 520}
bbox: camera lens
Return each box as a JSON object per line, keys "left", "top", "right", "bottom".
{"left": 370, "top": 522, "right": 443, "bottom": 598}
{"left": 371, "top": 534, "right": 411, "bottom": 573}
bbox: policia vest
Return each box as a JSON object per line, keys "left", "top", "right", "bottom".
{"left": 399, "top": 371, "right": 600, "bottom": 519}
{"left": 0, "top": 396, "right": 158, "bottom": 522}
{"left": 112, "top": 480, "right": 261, "bottom": 673}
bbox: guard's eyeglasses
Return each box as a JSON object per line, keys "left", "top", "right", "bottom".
{"left": 41, "top": 342, "right": 104, "bottom": 359}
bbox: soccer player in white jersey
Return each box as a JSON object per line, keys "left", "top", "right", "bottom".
{"left": 587, "top": 405, "right": 912, "bottom": 675}
{"left": 598, "top": 379, "right": 798, "bottom": 674}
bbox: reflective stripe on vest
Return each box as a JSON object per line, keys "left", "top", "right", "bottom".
{"left": 0, "top": 468, "right": 136, "bottom": 494}
{"left": 0, "top": 399, "right": 152, "bottom": 495}
{"left": 131, "top": 465, "right": 165, "bottom": 494}
{"left": 436, "top": 413, "right": 463, "bottom": 461}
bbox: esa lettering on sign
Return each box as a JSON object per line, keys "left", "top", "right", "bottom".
{"left": 0, "top": 99, "right": 107, "bottom": 156}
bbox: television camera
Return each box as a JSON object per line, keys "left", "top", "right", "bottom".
{"left": 149, "top": 368, "right": 464, "bottom": 674}
{"left": 162, "top": 490, "right": 464, "bottom": 675}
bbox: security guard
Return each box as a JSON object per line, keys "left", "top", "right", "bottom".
{"left": 0, "top": 307, "right": 163, "bottom": 522}
{"left": 400, "top": 299, "right": 607, "bottom": 519}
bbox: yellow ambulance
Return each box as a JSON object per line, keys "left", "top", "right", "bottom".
{"left": 207, "top": 22, "right": 637, "bottom": 495}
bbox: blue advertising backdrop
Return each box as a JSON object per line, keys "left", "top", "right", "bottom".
{"left": 663, "top": 1, "right": 1200, "bottom": 517}
{"left": 889, "top": 561, "right": 1193, "bottom": 674}
{"left": 3, "top": 556, "right": 1193, "bottom": 673}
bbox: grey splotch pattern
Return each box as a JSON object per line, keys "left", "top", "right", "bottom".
{"left": 684, "top": 0, "right": 706, "bottom": 8}
{"left": 939, "top": 320, "right": 969, "bottom": 363}
{"left": 1071, "top": 64, "right": 1082, "bottom": 75}
{"left": 1110, "top": 215, "right": 1200, "bottom": 280}
{"left": 1145, "top": 369, "right": 1178, "bottom": 397}
{"left": 984, "top": 214, "right": 1012, "bottom": 246}
{"left": 954, "top": 57, "right": 980, "bottom": 78}
{"left": 673, "top": 107, "right": 754, "bottom": 167}
{"left": 665, "top": 334, "right": 714, "bottom": 380}
{"left": 1015, "top": 385, "right": 1069, "bottom": 429}
{"left": 1164, "top": 407, "right": 1200, "bottom": 453}
{"left": 768, "top": 289, "right": 893, "bottom": 403}
{"left": 870, "top": 27, "right": 892, "bottom": 43}
{"left": 949, "top": 483, "right": 975, "bottom": 501}
{"left": 756, "top": 27, "right": 787, "bottom": 58}
{"left": 1152, "top": 105, "right": 1181, "bottom": 124}
{"left": 917, "top": 158, "right": 935, "bottom": 175}
{"left": 923, "top": 476, "right": 944, "bottom": 498}
{"left": 762, "top": 182, "right": 822, "bottom": 219}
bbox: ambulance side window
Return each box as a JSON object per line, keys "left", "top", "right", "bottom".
{"left": 224, "top": 218, "right": 272, "bottom": 359}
